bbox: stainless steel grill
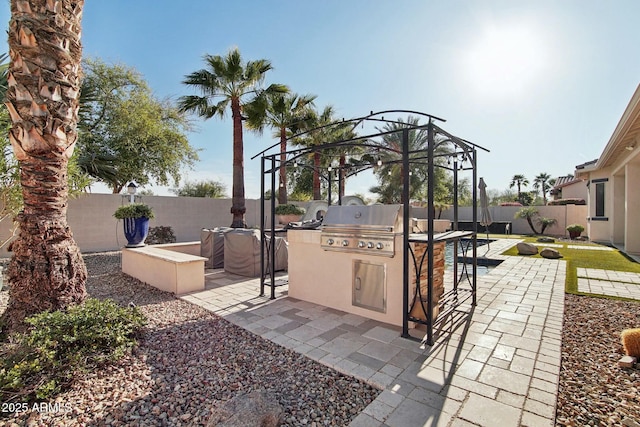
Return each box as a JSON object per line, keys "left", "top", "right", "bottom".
{"left": 320, "top": 204, "right": 402, "bottom": 257}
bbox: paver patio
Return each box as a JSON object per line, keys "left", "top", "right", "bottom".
{"left": 179, "top": 238, "right": 579, "bottom": 425}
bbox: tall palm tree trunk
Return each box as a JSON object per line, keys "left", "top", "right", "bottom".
{"left": 230, "top": 98, "right": 247, "bottom": 228}
{"left": 2, "top": 0, "right": 87, "bottom": 334}
{"left": 278, "top": 127, "right": 287, "bottom": 204}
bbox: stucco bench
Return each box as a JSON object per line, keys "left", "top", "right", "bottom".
{"left": 122, "top": 242, "right": 206, "bottom": 295}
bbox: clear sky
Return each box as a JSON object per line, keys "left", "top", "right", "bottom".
{"left": 1, "top": 1, "right": 639, "bottom": 199}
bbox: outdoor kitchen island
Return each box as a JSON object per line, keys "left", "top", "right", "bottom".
{"left": 255, "top": 110, "right": 485, "bottom": 345}
{"left": 286, "top": 205, "right": 475, "bottom": 334}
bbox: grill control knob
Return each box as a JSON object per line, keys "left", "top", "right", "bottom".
{"left": 342, "top": 240, "right": 349, "bottom": 247}
{"left": 358, "top": 241, "right": 366, "bottom": 248}
{"left": 376, "top": 242, "right": 384, "bottom": 250}
{"left": 367, "top": 242, "right": 374, "bottom": 248}
{"left": 327, "top": 238, "right": 334, "bottom": 245}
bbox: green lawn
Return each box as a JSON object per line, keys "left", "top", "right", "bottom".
{"left": 499, "top": 235, "right": 640, "bottom": 297}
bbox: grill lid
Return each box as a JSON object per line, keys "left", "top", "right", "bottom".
{"left": 322, "top": 204, "right": 402, "bottom": 232}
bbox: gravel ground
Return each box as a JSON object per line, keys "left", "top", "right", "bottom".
{"left": 2, "top": 252, "right": 640, "bottom": 426}
{"left": 556, "top": 294, "right": 640, "bottom": 426}
{"left": 0, "top": 252, "right": 380, "bottom": 426}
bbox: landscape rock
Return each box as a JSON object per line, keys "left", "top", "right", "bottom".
{"left": 536, "top": 237, "right": 555, "bottom": 243}
{"left": 540, "top": 247, "right": 563, "bottom": 259}
{"left": 207, "top": 390, "right": 283, "bottom": 427}
{"left": 618, "top": 355, "right": 637, "bottom": 369}
{"left": 516, "top": 242, "right": 538, "bottom": 255}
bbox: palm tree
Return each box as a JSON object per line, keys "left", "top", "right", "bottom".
{"left": 244, "top": 92, "right": 316, "bottom": 204}
{"left": 178, "top": 48, "right": 287, "bottom": 227}
{"left": 509, "top": 174, "right": 529, "bottom": 201}
{"left": 294, "top": 106, "right": 337, "bottom": 200}
{"left": 533, "top": 172, "right": 552, "bottom": 205}
{"left": 1, "top": 0, "right": 87, "bottom": 333}
{"left": 515, "top": 207, "right": 541, "bottom": 234}
{"left": 332, "top": 126, "right": 360, "bottom": 201}
{"left": 369, "top": 116, "right": 451, "bottom": 204}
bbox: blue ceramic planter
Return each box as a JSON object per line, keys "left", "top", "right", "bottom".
{"left": 123, "top": 217, "right": 150, "bottom": 247}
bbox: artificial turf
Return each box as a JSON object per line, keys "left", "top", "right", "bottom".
{"left": 500, "top": 235, "right": 640, "bottom": 295}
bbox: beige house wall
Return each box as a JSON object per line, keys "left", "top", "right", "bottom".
{"left": 583, "top": 168, "right": 613, "bottom": 243}
{"left": 612, "top": 173, "right": 625, "bottom": 246}
{"left": 558, "top": 181, "right": 588, "bottom": 200}
{"left": 0, "top": 194, "right": 274, "bottom": 258}
{"left": 626, "top": 162, "right": 640, "bottom": 253}
{"left": 575, "top": 84, "right": 640, "bottom": 255}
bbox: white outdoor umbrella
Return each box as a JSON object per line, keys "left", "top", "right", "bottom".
{"left": 478, "top": 177, "right": 492, "bottom": 249}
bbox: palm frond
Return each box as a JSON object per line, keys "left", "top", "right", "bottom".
{"left": 0, "top": 53, "right": 9, "bottom": 102}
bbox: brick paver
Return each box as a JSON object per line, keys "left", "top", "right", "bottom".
{"left": 183, "top": 238, "right": 570, "bottom": 426}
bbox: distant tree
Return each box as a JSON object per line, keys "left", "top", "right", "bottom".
{"left": 78, "top": 58, "right": 198, "bottom": 193}
{"left": 441, "top": 176, "right": 472, "bottom": 206}
{"left": 537, "top": 217, "right": 558, "bottom": 235}
{"left": 533, "top": 172, "right": 552, "bottom": 205}
{"left": 515, "top": 207, "right": 541, "bottom": 234}
{"left": 509, "top": 174, "right": 529, "bottom": 200}
{"left": 245, "top": 92, "right": 316, "bottom": 204}
{"left": 486, "top": 189, "right": 509, "bottom": 206}
{"left": 171, "top": 180, "right": 227, "bottom": 198}
{"left": 519, "top": 191, "right": 534, "bottom": 206}
{"left": 179, "top": 48, "right": 288, "bottom": 227}
{"left": 288, "top": 164, "right": 314, "bottom": 200}
{"left": 515, "top": 206, "right": 557, "bottom": 235}
{"left": 369, "top": 117, "right": 451, "bottom": 204}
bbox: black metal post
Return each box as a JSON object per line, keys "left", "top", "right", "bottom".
{"left": 270, "top": 156, "right": 277, "bottom": 299}
{"left": 338, "top": 169, "right": 343, "bottom": 205}
{"left": 471, "top": 149, "right": 477, "bottom": 305}
{"left": 402, "top": 128, "right": 410, "bottom": 338}
{"left": 453, "top": 159, "right": 459, "bottom": 288}
{"left": 328, "top": 168, "right": 332, "bottom": 206}
{"left": 453, "top": 159, "right": 459, "bottom": 230}
{"left": 260, "top": 156, "right": 266, "bottom": 296}
{"left": 426, "top": 120, "right": 435, "bottom": 346}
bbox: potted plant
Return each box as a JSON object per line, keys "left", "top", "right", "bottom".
{"left": 274, "top": 204, "right": 305, "bottom": 225}
{"left": 566, "top": 224, "right": 585, "bottom": 239}
{"left": 114, "top": 203, "right": 155, "bottom": 247}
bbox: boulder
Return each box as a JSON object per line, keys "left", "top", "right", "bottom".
{"left": 516, "top": 242, "right": 538, "bottom": 255}
{"left": 540, "top": 248, "right": 562, "bottom": 259}
{"left": 207, "top": 390, "right": 283, "bottom": 427}
{"left": 536, "top": 237, "right": 555, "bottom": 243}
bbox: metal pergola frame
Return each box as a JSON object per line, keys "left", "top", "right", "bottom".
{"left": 251, "top": 110, "right": 489, "bottom": 345}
